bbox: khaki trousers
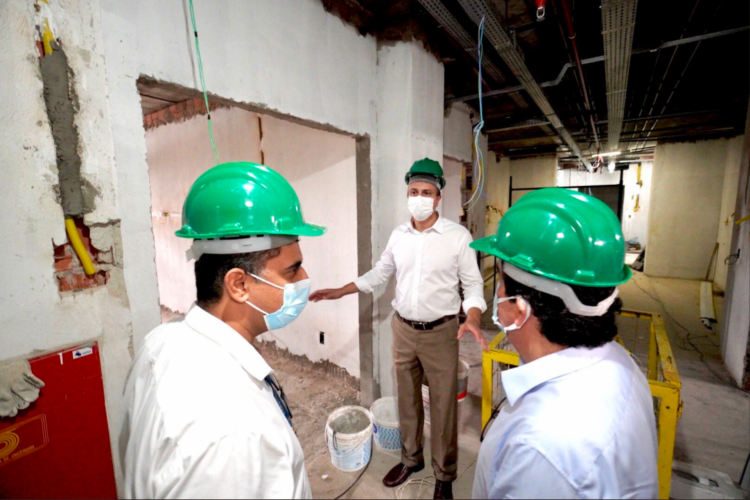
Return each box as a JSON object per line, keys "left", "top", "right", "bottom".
{"left": 392, "top": 314, "right": 459, "bottom": 482}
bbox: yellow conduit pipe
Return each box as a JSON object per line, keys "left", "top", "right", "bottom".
{"left": 65, "top": 218, "right": 96, "bottom": 276}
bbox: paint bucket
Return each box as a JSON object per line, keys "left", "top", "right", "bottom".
{"left": 325, "top": 406, "right": 373, "bottom": 472}
{"left": 370, "top": 397, "right": 401, "bottom": 451}
{"left": 422, "top": 359, "right": 471, "bottom": 425}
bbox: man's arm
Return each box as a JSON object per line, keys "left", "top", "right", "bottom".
{"left": 456, "top": 232, "right": 489, "bottom": 350}
{"left": 310, "top": 232, "right": 397, "bottom": 302}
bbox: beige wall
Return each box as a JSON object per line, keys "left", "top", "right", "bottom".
{"left": 646, "top": 138, "right": 742, "bottom": 280}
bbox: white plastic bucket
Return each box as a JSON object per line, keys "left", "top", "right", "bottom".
{"left": 422, "top": 359, "right": 471, "bottom": 425}
{"left": 371, "top": 397, "right": 401, "bottom": 451}
{"left": 325, "top": 406, "right": 373, "bottom": 472}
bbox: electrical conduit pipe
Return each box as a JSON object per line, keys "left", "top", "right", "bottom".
{"left": 65, "top": 218, "right": 96, "bottom": 276}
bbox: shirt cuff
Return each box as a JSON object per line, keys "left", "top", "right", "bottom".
{"left": 462, "top": 297, "right": 487, "bottom": 315}
{"left": 354, "top": 276, "right": 374, "bottom": 294}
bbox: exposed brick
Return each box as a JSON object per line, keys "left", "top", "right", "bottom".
{"left": 57, "top": 271, "right": 109, "bottom": 293}
{"left": 54, "top": 255, "right": 74, "bottom": 272}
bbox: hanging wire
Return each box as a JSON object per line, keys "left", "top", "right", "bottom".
{"left": 465, "top": 16, "right": 487, "bottom": 211}
{"left": 189, "top": 0, "right": 220, "bottom": 165}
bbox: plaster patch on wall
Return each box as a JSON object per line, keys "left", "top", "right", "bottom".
{"left": 40, "top": 44, "right": 91, "bottom": 217}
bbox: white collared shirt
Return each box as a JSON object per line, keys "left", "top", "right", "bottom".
{"left": 354, "top": 215, "right": 487, "bottom": 322}
{"left": 473, "top": 341, "right": 658, "bottom": 499}
{"left": 120, "top": 306, "right": 311, "bottom": 499}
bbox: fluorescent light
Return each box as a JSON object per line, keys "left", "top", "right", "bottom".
{"left": 591, "top": 151, "right": 622, "bottom": 158}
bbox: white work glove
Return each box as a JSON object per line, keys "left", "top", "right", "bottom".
{"left": 0, "top": 360, "right": 45, "bottom": 418}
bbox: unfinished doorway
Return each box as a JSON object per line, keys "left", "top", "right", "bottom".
{"left": 140, "top": 84, "right": 362, "bottom": 379}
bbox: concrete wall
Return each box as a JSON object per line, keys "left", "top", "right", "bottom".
{"left": 0, "top": 0, "right": 142, "bottom": 491}
{"left": 646, "top": 139, "right": 740, "bottom": 280}
{"left": 442, "top": 157, "right": 464, "bottom": 223}
{"left": 443, "top": 103, "right": 474, "bottom": 163}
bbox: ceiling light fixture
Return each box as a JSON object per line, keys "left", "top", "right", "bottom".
{"left": 591, "top": 151, "right": 622, "bottom": 158}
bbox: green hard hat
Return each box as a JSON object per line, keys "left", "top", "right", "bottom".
{"left": 471, "top": 188, "right": 631, "bottom": 287}
{"left": 405, "top": 158, "right": 446, "bottom": 189}
{"left": 176, "top": 162, "right": 326, "bottom": 240}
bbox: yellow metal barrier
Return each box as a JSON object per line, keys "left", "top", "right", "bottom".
{"left": 481, "top": 309, "right": 682, "bottom": 499}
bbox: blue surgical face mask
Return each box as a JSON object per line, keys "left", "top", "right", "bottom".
{"left": 492, "top": 287, "right": 531, "bottom": 333}
{"left": 245, "top": 274, "right": 311, "bottom": 331}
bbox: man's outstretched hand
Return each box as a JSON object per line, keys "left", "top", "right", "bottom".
{"left": 457, "top": 308, "right": 488, "bottom": 351}
{"left": 310, "top": 288, "right": 345, "bottom": 302}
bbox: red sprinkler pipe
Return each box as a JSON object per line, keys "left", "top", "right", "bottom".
{"left": 535, "top": 0, "right": 547, "bottom": 20}
{"left": 557, "top": 0, "right": 601, "bottom": 150}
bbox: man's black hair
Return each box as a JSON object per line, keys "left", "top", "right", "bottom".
{"left": 195, "top": 248, "right": 282, "bottom": 309}
{"left": 503, "top": 272, "right": 623, "bottom": 348}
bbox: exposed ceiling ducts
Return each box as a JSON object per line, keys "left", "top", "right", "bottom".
{"left": 601, "top": 0, "right": 639, "bottom": 152}
{"left": 456, "top": 0, "right": 592, "bottom": 169}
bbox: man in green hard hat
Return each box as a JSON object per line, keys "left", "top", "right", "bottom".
{"left": 311, "top": 158, "right": 487, "bottom": 499}
{"left": 120, "top": 162, "right": 325, "bottom": 499}
{"left": 471, "top": 188, "right": 658, "bottom": 499}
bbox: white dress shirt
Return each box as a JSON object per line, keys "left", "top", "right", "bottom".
{"left": 120, "top": 306, "right": 311, "bottom": 499}
{"left": 354, "top": 215, "right": 487, "bottom": 322}
{"left": 473, "top": 341, "right": 658, "bottom": 499}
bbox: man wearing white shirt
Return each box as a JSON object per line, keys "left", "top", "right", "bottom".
{"left": 471, "top": 188, "right": 658, "bottom": 499}
{"left": 120, "top": 162, "right": 326, "bottom": 499}
{"left": 311, "top": 159, "right": 487, "bottom": 500}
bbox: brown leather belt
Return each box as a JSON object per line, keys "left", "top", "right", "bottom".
{"left": 396, "top": 312, "right": 456, "bottom": 331}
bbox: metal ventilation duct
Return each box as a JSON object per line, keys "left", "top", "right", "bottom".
{"left": 456, "top": 0, "right": 592, "bottom": 169}
{"left": 601, "top": 0, "right": 638, "bottom": 151}
{"left": 417, "top": 0, "right": 528, "bottom": 109}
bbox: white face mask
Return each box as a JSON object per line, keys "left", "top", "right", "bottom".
{"left": 492, "top": 289, "right": 531, "bottom": 332}
{"left": 408, "top": 196, "right": 435, "bottom": 222}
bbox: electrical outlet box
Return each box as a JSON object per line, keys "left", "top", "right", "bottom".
{"left": 319, "top": 332, "right": 325, "bottom": 345}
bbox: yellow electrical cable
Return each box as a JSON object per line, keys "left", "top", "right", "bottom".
{"left": 65, "top": 218, "right": 96, "bottom": 276}
{"left": 736, "top": 214, "right": 750, "bottom": 225}
{"left": 42, "top": 19, "right": 54, "bottom": 55}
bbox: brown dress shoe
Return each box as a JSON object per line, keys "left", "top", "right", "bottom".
{"left": 434, "top": 479, "right": 453, "bottom": 499}
{"left": 382, "top": 461, "right": 425, "bottom": 488}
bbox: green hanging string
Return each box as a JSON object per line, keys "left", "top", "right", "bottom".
{"left": 189, "top": 0, "right": 220, "bottom": 165}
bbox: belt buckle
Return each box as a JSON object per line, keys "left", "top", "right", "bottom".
{"left": 413, "top": 321, "right": 429, "bottom": 331}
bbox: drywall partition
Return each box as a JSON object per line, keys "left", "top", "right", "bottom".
{"left": 259, "top": 115, "right": 360, "bottom": 378}
{"left": 714, "top": 137, "right": 744, "bottom": 290}
{"left": 646, "top": 139, "right": 734, "bottom": 279}
{"left": 374, "top": 40, "right": 445, "bottom": 397}
{"left": 146, "top": 107, "right": 263, "bottom": 315}
{"left": 0, "top": 0, "right": 137, "bottom": 491}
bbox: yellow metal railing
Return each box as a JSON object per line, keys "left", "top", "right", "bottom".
{"left": 481, "top": 309, "right": 682, "bottom": 499}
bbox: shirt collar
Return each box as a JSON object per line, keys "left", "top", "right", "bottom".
{"left": 501, "top": 342, "right": 615, "bottom": 406}
{"left": 184, "top": 304, "right": 273, "bottom": 382}
{"left": 407, "top": 213, "right": 444, "bottom": 234}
